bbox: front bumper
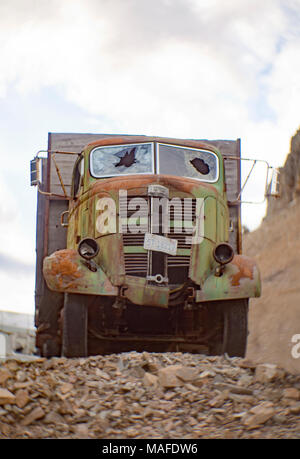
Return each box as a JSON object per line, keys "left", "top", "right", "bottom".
{"left": 43, "top": 249, "right": 118, "bottom": 296}
{"left": 195, "top": 255, "right": 261, "bottom": 302}
{"left": 43, "top": 249, "right": 261, "bottom": 306}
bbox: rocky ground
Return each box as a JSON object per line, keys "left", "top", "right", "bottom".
{"left": 0, "top": 352, "right": 300, "bottom": 439}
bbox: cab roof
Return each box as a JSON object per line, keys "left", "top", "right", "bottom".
{"left": 86, "top": 135, "right": 220, "bottom": 156}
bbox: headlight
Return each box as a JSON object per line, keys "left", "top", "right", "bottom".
{"left": 78, "top": 238, "right": 99, "bottom": 260}
{"left": 213, "top": 243, "right": 234, "bottom": 265}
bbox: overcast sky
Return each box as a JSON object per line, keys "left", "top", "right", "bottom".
{"left": 0, "top": 0, "right": 300, "bottom": 315}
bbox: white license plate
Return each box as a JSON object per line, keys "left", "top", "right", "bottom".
{"left": 144, "top": 233, "right": 177, "bottom": 256}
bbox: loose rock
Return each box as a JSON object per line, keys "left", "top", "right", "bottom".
{"left": 282, "top": 388, "right": 300, "bottom": 400}
{"left": 158, "top": 365, "right": 182, "bottom": 388}
{"left": 15, "top": 389, "right": 30, "bottom": 409}
{"left": 0, "top": 368, "right": 12, "bottom": 385}
{"left": 255, "top": 364, "right": 285, "bottom": 383}
{"left": 243, "top": 402, "right": 275, "bottom": 429}
{"left": 143, "top": 372, "right": 158, "bottom": 387}
{"left": 0, "top": 388, "right": 15, "bottom": 405}
{"left": 21, "top": 407, "right": 45, "bottom": 426}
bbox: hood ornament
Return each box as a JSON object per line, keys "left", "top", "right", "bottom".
{"left": 148, "top": 184, "right": 169, "bottom": 198}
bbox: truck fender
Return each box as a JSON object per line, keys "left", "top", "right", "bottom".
{"left": 195, "top": 254, "right": 261, "bottom": 302}
{"left": 43, "top": 249, "right": 118, "bottom": 296}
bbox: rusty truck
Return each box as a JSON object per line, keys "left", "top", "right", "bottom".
{"left": 30, "top": 133, "right": 279, "bottom": 358}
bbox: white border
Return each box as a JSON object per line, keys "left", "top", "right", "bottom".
{"left": 90, "top": 142, "right": 155, "bottom": 178}
{"left": 157, "top": 143, "right": 219, "bottom": 183}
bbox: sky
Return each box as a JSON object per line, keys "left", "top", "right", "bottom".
{"left": 0, "top": 0, "right": 300, "bottom": 315}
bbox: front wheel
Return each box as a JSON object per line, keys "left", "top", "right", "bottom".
{"left": 41, "top": 338, "right": 61, "bottom": 358}
{"left": 209, "top": 299, "right": 249, "bottom": 357}
{"left": 222, "top": 298, "right": 249, "bottom": 357}
{"left": 62, "top": 293, "right": 88, "bottom": 358}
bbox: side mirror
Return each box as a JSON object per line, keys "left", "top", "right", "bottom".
{"left": 30, "top": 157, "right": 41, "bottom": 186}
{"left": 266, "top": 167, "right": 280, "bottom": 198}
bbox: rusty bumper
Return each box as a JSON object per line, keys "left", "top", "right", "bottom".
{"left": 195, "top": 255, "right": 261, "bottom": 302}
{"left": 43, "top": 249, "right": 118, "bottom": 296}
{"left": 43, "top": 250, "right": 260, "bottom": 306}
{"left": 121, "top": 276, "right": 169, "bottom": 308}
{"left": 43, "top": 249, "right": 169, "bottom": 306}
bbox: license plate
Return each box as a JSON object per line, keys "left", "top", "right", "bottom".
{"left": 144, "top": 233, "right": 177, "bottom": 256}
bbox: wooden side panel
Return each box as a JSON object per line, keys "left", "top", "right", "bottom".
{"left": 49, "top": 133, "right": 117, "bottom": 196}
{"left": 34, "top": 157, "right": 69, "bottom": 331}
{"left": 48, "top": 200, "right": 69, "bottom": 254}
{"left": 34, "top": 158, "right": 47, "bottom": 326}
{"left": 49, "top": 133, "right": 109, "bottom": 152}
{"left": 46, "top": 133, "right": 108, "bottom": 256}
{"left": 50, "top": 154, "right": 75, "bottom": 196}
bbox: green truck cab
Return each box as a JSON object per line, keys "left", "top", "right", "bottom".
{"left": 31, "top": 134, "right": 273, "bottom": 358}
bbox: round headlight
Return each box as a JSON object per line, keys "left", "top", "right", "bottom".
{"left": 78, "top": 238, "right": 99, "bottom": 260}
{"left": 213, "top": 243, "right": 234, "bottom": 265}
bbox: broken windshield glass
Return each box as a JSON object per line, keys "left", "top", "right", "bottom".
{"left": 90, "top": 143, "right": 154, "bottom": 178}
{"left": 158, "top": 144, "right": 218, "bottom": 182}
{"left": 115, "top": 147, "right": 137, "bottom": 168}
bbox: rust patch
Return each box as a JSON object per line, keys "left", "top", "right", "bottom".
{"left": 43, "top": 249, "right": 83, "bottom": 291}
{"left": 43, "top": 249, "right": 119, "bottom": 296}
{"left": 230, "top": 255, "right": 256, "bottom": 286}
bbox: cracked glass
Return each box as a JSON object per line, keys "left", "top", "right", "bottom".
{"left": 158, "top": 144, "right": 219, "bottom": 182}
{"left": 90, "top": 143, "right": 154, "bottom": 178}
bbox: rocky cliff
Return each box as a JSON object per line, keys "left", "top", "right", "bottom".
{"left": 266, "top": 127, "right": 300, "bottom": 217}
{"left": 245, "top": 127, "right": 300, "bottom": 375}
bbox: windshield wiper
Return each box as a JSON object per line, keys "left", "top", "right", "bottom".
{"left": 115, "top": 147, "right": 137, "bottom": 168}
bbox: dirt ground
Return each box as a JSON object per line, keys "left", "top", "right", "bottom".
{"left": 245, "top": 201, "right": 300, "bottom": 374}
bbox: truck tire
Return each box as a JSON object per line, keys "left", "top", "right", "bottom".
{"left": 35, "top": 284, "right": 64, "bottom": 356}
{"left": 62, "top": 293, "right": 88, "bottom": 358}
{"left": 42, "top": 339, "right": 61, "bottom": 358}
{"left": 209, "top": 299, "right": 249, "bottom": 357}
{"left": 222, "top": 298, "right": 249, "bottom": 357}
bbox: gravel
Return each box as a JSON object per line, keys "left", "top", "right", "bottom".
{"left": 0, "top": 352, "right": 300, "bottom": 439}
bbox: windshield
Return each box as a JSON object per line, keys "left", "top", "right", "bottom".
{"left": 158, "top": 143, "right": 219, "bottom": 182}
{"left": 90, "top": 143, "right": 154, "bottom": 178}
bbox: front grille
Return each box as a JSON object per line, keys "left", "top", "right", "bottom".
{"left": 167, "top": 198, "right": 196, "bottom": 271}
{"left": 121, "top": 194, "right": 197, "bottom": 281}
{"left": 121, "top": 196, "right": 149, "bottom": 277}
{"left": 123, "top": 252, "right": 148, "bottom": 275}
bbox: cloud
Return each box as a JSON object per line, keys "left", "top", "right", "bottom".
{"left": 0, "top": 1, "right": 293, "bottom": 118}
{"left": 0, "top": 1, "right": 300, "bottom": 226}
{"left": 0, "top": 252, "right": 34, "bottom": 276}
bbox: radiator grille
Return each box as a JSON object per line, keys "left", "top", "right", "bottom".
{"left": 121, "top": 196, "right": 149, "bottom": 277}
{"left": 120, "top": 195, "right": 197, "bottom": 279}
{"left": 167, "top": 198, "right": 196, "bottom": 269}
